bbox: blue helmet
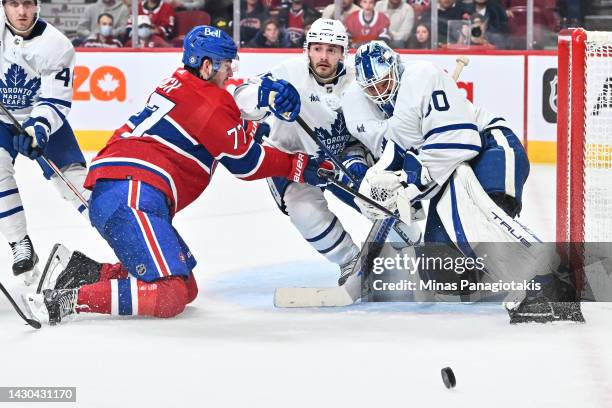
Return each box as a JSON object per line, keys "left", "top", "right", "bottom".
{"left": 354, "top": 41, "right": 402, "bottom": 106}
{"left": 182, "top": 25, "right": 238, "bottom": 71}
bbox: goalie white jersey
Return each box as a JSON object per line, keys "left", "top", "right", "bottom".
{"left": 0, "top": 15, "right": 75, "bottom": 134}
{"left": 235, "top": 57, "right": 356, "bottom": 157}
{"left": 342, "top": 60, "right": 484, "bottom": 185}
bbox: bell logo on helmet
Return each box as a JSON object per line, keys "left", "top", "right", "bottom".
{"left": 203, "top": 27, "right": 221, "bottom": 38}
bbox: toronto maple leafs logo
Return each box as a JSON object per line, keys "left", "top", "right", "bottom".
{"left": 314, "top": 113, "right": 351, "bottom": 158}
{"left": 0, "top": 64, "right": 41, "bottom": 110}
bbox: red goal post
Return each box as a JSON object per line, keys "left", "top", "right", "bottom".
{"left": 557, "top": 28, "right": 612, "bottom": 245}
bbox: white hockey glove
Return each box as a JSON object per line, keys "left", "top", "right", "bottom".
{"left": 356, "top": 152, "right": 435, "bottom": 222}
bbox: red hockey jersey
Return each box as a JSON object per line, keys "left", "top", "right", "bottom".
{"left": 345, "top": 10, "right": 390, "bottom": 47}
{"left": 138, "top": 0, "right": 175, "bottom": 39}
{"left": 85, "top": 68, "right": 294, "bottom": 215}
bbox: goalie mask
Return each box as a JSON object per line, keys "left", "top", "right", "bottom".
{"left": 355, "top": 41, "right": 402, "bottom": 108}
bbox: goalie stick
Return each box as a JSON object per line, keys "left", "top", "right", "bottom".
{"left": 0, "top": 281, "right": 41, "bottom": 329}
{"left": 0, "top": 102, "right": 89, "bottom": 209}
{"left": 274, "top": 56, "right": 470, "bottom": 308}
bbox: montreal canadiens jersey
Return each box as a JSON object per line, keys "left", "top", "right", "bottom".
{"left": 85, "top": 68, "right": 294, "bottom": 214}
{"left": 342, "top": 60, "right": 484, "bottom": 185}
{"left": 235, "top": 57, "right": 356, "bottom": 158}
{"left": 0, "top": 15, "right": 74, "bottom": 134}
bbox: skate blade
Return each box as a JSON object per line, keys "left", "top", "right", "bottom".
{"left": 21, "top": 293, "right": 48, "bottom": 325}
{"left": 23, "top": 265, "right": 41, "bottom": 287}
{"left": 37, "top": 243, "right": 71, "bottom": 294}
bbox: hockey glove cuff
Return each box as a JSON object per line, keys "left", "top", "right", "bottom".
{"left": 288, "top": 153, "right": 335, "bottom": 186}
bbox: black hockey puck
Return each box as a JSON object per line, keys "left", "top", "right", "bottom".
{"left": 441, "top": 367, "right": 456, "bottom": 389}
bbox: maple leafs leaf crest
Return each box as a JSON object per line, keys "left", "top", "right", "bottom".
{"left": 0, "top": 64, "right": 41, "bottom": 110}
{"left": 96, "top": 73, "right": 120, "bottom": 95}
{"left": 313, "top": 112, "right": 350, "bottom": 158}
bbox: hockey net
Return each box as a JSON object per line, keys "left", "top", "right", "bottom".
{"left": 557, "top": 29, "right": 612, "bottom": 244}
{"left": 557, "top": 29, "right": 612, "bottom": 297}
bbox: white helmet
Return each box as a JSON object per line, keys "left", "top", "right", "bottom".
{"left": 304, "top": 18, "right": 349, "bottom": 59}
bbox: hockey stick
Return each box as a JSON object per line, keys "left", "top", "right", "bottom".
{"left": 293, "top": 112, "right": 417, "bottom": 243}
{"left": 274, "top": 57, "right": 470, "bottom": 308}
{"left": 0, "top": 281, "right": 41, "bottom": 329}
{"left": 0, "top": 102, "right": 89, "bottom": 209}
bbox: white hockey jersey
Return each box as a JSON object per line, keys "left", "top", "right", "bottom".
{"left": 342, "top": 60, "right": 485, "bottom": 185}
{"left": 235, "top": 57, "right": 356, "bottom": 157}
{"left": 0, "top": 13, "right": 75, "bottom": 134}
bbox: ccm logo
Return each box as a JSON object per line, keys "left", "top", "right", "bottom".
{"left": 292, "top": 153, "right": 305, "bottom": 182}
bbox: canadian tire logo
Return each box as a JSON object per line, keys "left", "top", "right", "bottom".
{"left": 542, "top": 68, "right": 557, "bottom": 123}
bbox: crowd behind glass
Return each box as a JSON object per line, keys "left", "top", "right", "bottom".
{"left": 47, "top": 0, "right": 590, "bottom": 50}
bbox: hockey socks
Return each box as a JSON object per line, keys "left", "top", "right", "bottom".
{"left": 68, "top": 257, "right": 198, "bottom": 317}
{"left": 76, "top": 275, "right": 197, "bottom": 318}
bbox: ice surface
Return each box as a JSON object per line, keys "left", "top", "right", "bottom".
{"left": 1, "top": 156, "right": 611, "bottom": 408}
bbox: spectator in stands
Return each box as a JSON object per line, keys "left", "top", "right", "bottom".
{"left": 375, "top": 0, "right": 415, "bottom": 48}
{"left": 172, "top": 0, "right": 205, "bottom": 11}
{"left": 248, "top": 18, "right": 291, "bottom": 47}
{"left": 77, "top": 0, "right": 129, "bottom": 41}
{"left": 406, "top": 22, "right": 430, "bottom": 48}
{"left": 83, "top": 13, "right": 124, "bottom": 48}
{"left": 467, "top": 0, "right": 507, "bottom": 48}
{"left": 241, "top": 0, "right": 270, "bottom": 45}
{"left": 407, "top": 0, "right": 429, "bottom": 18}
{"left": 135, "top": 0, "right": 176, "bottom": 40}
{"left": 420, "top": 0, "right": 469, "bottom": 46}
{"left": 277, "top": 0, "right": 321, "bottom": 48}
{"left": 321, "top": 0, "right": 360, "bottom": 24}
{"left": 346, "top": 0, "right": 390, "bottom": 47}
{"left": 456, "top": 14, "right": 495, "bottom": 47}
{"left": 125, "top": 15, "right": 171, "bottom": 47}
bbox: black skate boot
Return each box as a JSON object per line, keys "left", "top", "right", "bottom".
{"left": 23, "top": 288, "right": 78, "bottom": 325}
{"left": 507, "top": 267, "right": 585, "bottom": 324}
{"left": 9, "top": 235, "right": 38, "bottom": 276}
{"left": 38, "top": 244, "right": 102, "bottom": 293}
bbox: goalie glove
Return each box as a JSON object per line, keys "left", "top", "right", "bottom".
{"left": 356, "top": 152, "right": 436, "bottom": 222}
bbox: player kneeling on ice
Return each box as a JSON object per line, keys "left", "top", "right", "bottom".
{"left": 344, "top": 41, "right": 583, "bottom": 323}
{"left": 23, "top": 25, "right": 329, "bottom": 325}
{"left": 234, "top": 19, "right": 421, "bottom": 286}
{"left": 0, "top": 0, "right": 90, "bottom": 285}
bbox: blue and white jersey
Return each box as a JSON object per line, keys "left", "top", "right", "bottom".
{"left": 342, "top": 60, "right": 483, "bottom": 185}
{"left": 235, "top": 57, "right": 356, "bottom": 158}
{"left": 0, "top": 13, "right": 74, "bottom": 135}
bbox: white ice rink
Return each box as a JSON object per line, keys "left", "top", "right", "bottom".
{"left": 1, "top": 155, "right": 611, "bottom": 408}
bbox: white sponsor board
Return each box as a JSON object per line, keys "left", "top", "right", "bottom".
{"left": 527, "top": 55, "right": 558, "bottom": 142}
{"left": 71, "top": 50, "right": 538, "bottom": 141}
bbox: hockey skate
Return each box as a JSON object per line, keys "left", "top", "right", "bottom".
{"left": 339, "top": 253, "right": 360, "bottom": 286}
{"left": 506, "top": 294, "right": 585, "bottom": 324}
{"left": 9, "top": 235, "right": 40, "bottom": 286}
{"left": 22, "top": 289, "right": 78, "bottom": 325}
{"left": 37, "top": 244, "right": 102, "bottom": 293}
{"left": 506, "top": 271, "right": 585, "bottom": 324}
